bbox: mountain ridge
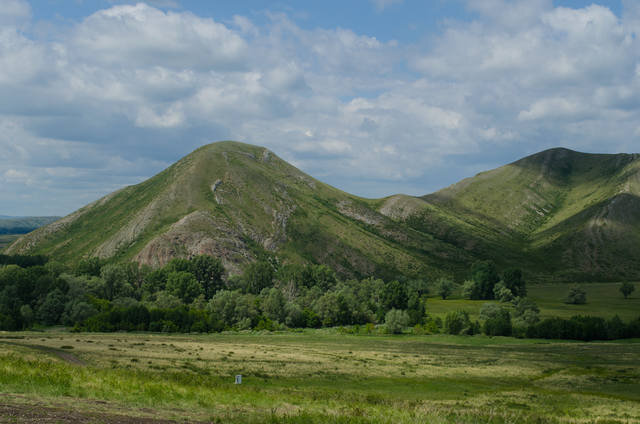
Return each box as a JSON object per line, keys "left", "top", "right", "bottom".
{"left": 7, "top": 141, "right": 640, "bottom": 281}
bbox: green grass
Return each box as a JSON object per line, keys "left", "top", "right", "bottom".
{"left": 426, "top": 282, "right": 640, "bottom": 321}
{"left": 528, "top": 282, "right": 640, "bottom": 319}
{"left": 0, "top": 331, "right": 638, "bottom": 423}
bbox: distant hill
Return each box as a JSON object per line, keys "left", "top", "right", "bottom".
{"left": 0, "top": 216, "right": 60, "bottom": 235}
{"left": 7, "top": 142, "right": 640, "bottom": 282}
{"left": 382, "top": 148, "right": 640, "bottom": 281}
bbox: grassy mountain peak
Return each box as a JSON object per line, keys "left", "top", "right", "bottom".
{"left": 8, "top": 142, "right": 640, "bottom": 281}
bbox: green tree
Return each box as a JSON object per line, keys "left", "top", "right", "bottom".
{"left": 435, "top": 278, "right": 455, "bottom": 300}
{"left": 382, "top": 280, "right": 408, "bottom": 310}
{"left": 565, "top": 284, "right": 586, "bottom": 304}
{"left": 19, "top": 305, "right": 34, "bottom": 328}
{"left": 620, "top": 282, "right": 635, "bottom": 299}
{"left": 166, "top": 271, "right": 202, "bottom": 304}
{"left": 502, "top": 268, "right": 526, "bottom": 297}
{"left": 143, "top": 269, "right": 168, "bottom": 295}
{"left": 36, "top": 288, "right": 66, "bottom": 325}
{"left": 62, "top": 300, "right": 98, "bottom": 325}
{"left": 470, "top": 260, "right": 500, "bottom": 300}
{"left": 260, "top": 288, "right": 286, "bottom": 323}
{"left": 406, "top": 292, "right": 426, "bottom": 325}
{"left": 152, "top": 291, "right": 183, "bottom": 309}
{"left": 75, "top": 257, "right": 102, "bottom": 277}
{"left": 244, "top": 261, "right": 274, "bottom": 294}
{"left": 284, "top": 302, "right": 306, "bottom": 328}
{"left": 164, "top": 258, "right": 193, "bottom": 274}
{"left": 444, "top": 310, "right": 472, "bottom": 335}
{"left": 191, "top": 255, "right": 225, "bottom": 299}
{"left": 384, "top": 309, "right": 410, "bottom": 334}
{"left": 480, "top": 303, "right": 512, "bottom": 336}
{"left": 207, "top": 290, "right": 258, "bottom": 328}
{"left": 513, "top": 297, "right": 540, "bottom": 325}
{"left": 492, "top": 281, "right": 514, "bottom": 303}
{"left": 100, "top": 264, "right": 133, "bottom": 301}
{"left": 461, "top": 279, "right": 480, "bottom": 299}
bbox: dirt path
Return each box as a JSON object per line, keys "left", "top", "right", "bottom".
{"left": 0, "top": 402, "right": 187, "bottom": 423}
{"left": 0, "top": 341, "right": 87, "bottom": 366}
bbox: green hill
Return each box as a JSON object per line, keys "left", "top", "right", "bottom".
{"left": 7, "top": 143, "right": 640, "bottom": 281}
{"left": 5, "top": 142, "right": 467, "bottom": 279}
{"left": 380, "top": 148, "right": 640, "bottom": 281}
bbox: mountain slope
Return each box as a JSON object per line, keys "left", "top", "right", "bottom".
{"left": 378, "top": 148, "right": 640, "bottom": 280}
{"left": 8, "top": 143, "right": 640, "bottom": 281}
{"left": 6, "top": 141, "right": 467, "bottom": 279}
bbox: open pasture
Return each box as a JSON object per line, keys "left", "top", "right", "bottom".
{"left": 0, "top": 330, "right": 638, "bottom": 423}
{"left": 426, "top": 282, "right": 640, "bottom": 321}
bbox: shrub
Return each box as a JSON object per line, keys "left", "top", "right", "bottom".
{"left": 620, "top": 282, "right": 635, "bottom": 299}
{"left": 384, "top": 309, "right": 410, "bottom": 334}
{"left": 564, "top": 285, "right": 586, "bottom": 304}
{"left": 480, "top": 304, "right": 512, "bottom": 336}
{"left": 444, "top": 310, "right": 472, "bottom": 335}
{"left": 435, "top": 278, "right": 455, "bottom": 300}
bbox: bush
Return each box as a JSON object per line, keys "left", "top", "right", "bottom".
{"left": 620, "top": 282, "right": 635, "bottom": 299}
{"left": 461, "top": 280, "right": 479, "bottom": 300}
{"left": 480, "top": 304, "right": 512, "bottom": 336}
{"left": 435, "top": 278, "right": 455, "bottom": 300}
{"left": 492, "top": 282, "right": 514, "bottom": 303}
{"left": 384, "top": 309, "right": 410, "bottom": 334}
{"left": 444, "top": 310, "right": 474, "bottom": 335}
{"left": 565, "top": 285, "right": 586, "bottom": 304}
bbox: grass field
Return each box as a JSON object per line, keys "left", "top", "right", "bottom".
{"left": 426, "top": 282, "right": 640, "bottom": 321}
{"left": 0, "top": 330, "right": 638, "bottom": 423}
{"left": 0, "top": 234, "right": 20, "bottom": 251}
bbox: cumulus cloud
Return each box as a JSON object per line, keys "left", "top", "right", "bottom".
{"left": 0, "top": 0, "right": 31, "bottom": 26}
{"left": 1, "top": 1, "right": 640, "bottom": 215}
{"left": 73, "top": 4, "right": 248, "bottom": 70}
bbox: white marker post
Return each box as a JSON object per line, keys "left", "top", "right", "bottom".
{"left": 235, "top": 375, "right": 242, "bottom": 384}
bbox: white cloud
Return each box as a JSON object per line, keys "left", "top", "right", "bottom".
{"left": 518, "top": 98, "right": 590, "bottom": 121}
{"left": 73, "top": 4, "right": 248, "bottom": 70}
{"left": 2, "top": 1, "right": 640, "bottom": 214}
{"left": 135, "top": 104, "right": 185, "bottom": 128}
{"left": 0, "top": 0, "right": 31, "bottom": 26}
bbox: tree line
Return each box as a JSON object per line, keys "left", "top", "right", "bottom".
{"left": 0, "top": 254, "right": 637, "bottom": 341}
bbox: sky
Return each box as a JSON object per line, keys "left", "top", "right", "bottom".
{"left": 1, "top": 0, "right": 639, "bottom": 216}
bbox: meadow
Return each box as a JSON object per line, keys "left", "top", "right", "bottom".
{"left": 0, "top": 330, "right": 638, "bottom": 423}
{"left": 426, "top": 282, "right": 640, "bottom": 321}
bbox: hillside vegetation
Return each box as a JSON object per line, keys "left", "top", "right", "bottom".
{"left": 7, "top": 142, "right": 640, "bottom": 281}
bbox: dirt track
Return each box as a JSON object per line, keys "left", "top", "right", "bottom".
{"left": 0, "top": 341, "right": 87, "bottom": 366}
{"left": 0, "top": 403, "right": 189, "bottom": 423}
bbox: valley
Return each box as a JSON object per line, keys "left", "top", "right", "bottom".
{"left": 0, "top": 330, "right": 638, "bottom": 423}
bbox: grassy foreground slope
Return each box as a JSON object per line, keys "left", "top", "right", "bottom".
{"left": 0, "top": 331, "right": 638, "bottom": 423}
